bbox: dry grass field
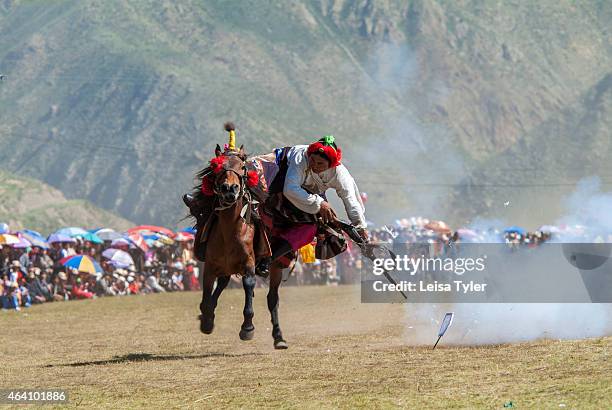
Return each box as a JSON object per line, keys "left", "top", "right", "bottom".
{"left": 2, "top": 285, "right": 610, "bottom": 409}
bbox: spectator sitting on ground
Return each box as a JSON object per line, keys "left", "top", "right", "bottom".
{"left": 95, "top": 272, "right": 116, "bottom": 297}
{"left": 26, "top": 268, "right": 50, "bottom": 304}
{"left": 52, "top": 272, "right": 70, "bottom": 301}
{"left": 127, "top": 274, "right": 140, "bottom": 295}
{"left": 145, "top": 271, "right": 165, "bottom": 293}
{"left": 112, "top": 275, "right": 128, "bottom": 296}
{"left": 71, "top": 272, "right": 95, "bottom": 300}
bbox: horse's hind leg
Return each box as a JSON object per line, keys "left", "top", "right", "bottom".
{"left": 199, "top": 271, "right": 217, "bottom": 334}
{"left": 268, "top": 264, "right": 288, "bottom": 349}
{"left": 211, "top": 275, "right": 230, "bottom": 309}
{"left": 239, "top": 274, "right": 256, "bottom": 341}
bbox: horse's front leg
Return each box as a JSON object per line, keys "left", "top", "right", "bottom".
{"left": 268, "top": 264, "right": 288, "bottom": 349}
{"left": 199, "top": 270, "right": 217, "bottom": 334}
{"left": 239, "top": 273, "right": 256, "bottom": 340}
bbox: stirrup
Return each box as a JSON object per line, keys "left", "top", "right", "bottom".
{"left": 183, "top": 193, "right": 194, "bottom": 208}
{"left": 255, "top": 257, "right": 271, "bottom": 278}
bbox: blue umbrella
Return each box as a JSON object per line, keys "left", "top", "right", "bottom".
{"left": 182, "top": 227, "right": 196, "bottom": 234}
{"left": 55, "top": 227, "right": 89, "bottom": 237}
{"left": 23, "top": 229, "right": 46, "bottom": 241}
{"left": 48, "top": 233, "right": 77, "bottom": 244}
{"left": 18, "top": 231, "right": 49, "bottom": 249}
{"left": 79, "top": 232, "right": 103, "bottom": 244}
{"left": 504, "top": 226, "right": 526, "bottom": 236}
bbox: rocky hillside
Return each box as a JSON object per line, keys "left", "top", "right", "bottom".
{"left": 0, "top": 170, "right": 133, "bottom": 234}
{"left": 0, "top": 0, "right": 609, "bottom": 228}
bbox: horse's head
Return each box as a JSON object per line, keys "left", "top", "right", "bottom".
{"left": 211, "top": 144, "right": 248, "bottom": 204}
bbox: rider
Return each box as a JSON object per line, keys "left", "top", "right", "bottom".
{"left": 256, "top": 135, "right": 369, "bottom": 276}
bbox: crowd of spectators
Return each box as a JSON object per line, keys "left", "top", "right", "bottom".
{"left": 0, "top": 230, "right": 200, "bottom": 311}
{"left": 2, "top": 217, "right": 606, "bottom": 311}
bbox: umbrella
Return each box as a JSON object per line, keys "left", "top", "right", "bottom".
{"left": 0, "top": 234, "right": 21, "bottom": 245}
{"left": 93, "top": 228, "right": 123, "bottom": 241}
{"left": 143, "top": 234, "right": 174, "bottom": 245}
{"left": 126, "top": 232, "right": 149, "bottom": 253}
{"left": 127, "top": 225, "right": 176, "bottom": 238}
{"left": 60, "top": 255, "right": 102, "bottom": 274}
{"left": 18, "top": 232, "right": 49, "bottom": 249}
{"left": 102, "top": 248, "right": 134, "bottom": 267}
{"left": 111, "top": 238, "right": 131, "bottom": 248}
{"left": 47, "top": 233, "right": 77, "bottom": 244}
{"left": 11, "top": 234, "right": 32, "bottom": 249}
{"left": 55, "top": 227, "right": 89, "bottom": 237}
{"left": 22, "top": 229, "right": 46, "bottom": 241}
{"left": 504, "top": 226, "right": 526, "bottom": 236}
{"left": 79, "top": 232, "right": 103, "bottom": 244}
{"left": 175, "top": 232, "right": 194, "bottom": 242}
{"left": 425, "top": 220, "right": 452, "bottom": 234}
{"left": 181, "top": 227, "right": 196, "bottom": 234}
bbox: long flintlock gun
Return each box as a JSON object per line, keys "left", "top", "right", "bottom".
{"left": 335, "top": 220, "right": 408, "bottom": 301}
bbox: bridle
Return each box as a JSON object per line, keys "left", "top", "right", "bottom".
{"left": 211, "top": 154, "right": 252, "bottom": 212}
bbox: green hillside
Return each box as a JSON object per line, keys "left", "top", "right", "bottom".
{"left": 0, "top": 0, "right": 609, "bottom": 227}
{"left": 0, "top": 169, "right": 133, "bottom": 234}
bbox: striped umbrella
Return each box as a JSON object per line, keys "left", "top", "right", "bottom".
{"left": 127, "top": 225, "right": 176, "bottom": 238}
{"left": 60, "top": 255, "right": 103, "bottom": 274}
{"left": 126, "top": 232, "right": 149, "bottom": 252}
{"left": 0, "top": 234, "right": 21, "bottom": 245}
{"left": 175, "top": 232, "right": 195, "bottom": 242}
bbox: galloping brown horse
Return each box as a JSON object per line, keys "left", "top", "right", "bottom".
{"left": 197, "top": 144, "right": 288, "bottom": 349}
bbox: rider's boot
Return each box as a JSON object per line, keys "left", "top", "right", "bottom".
{"left": 255, "top": 239, "right": 293, "bottom": 278}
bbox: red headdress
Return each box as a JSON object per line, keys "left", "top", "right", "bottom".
{"left": 306, "top": 135, "right": 342, "bottom": 167}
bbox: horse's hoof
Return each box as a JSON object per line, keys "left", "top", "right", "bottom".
{"left": 274, "top": 339, "right": 288, "bottom": 350}
{"left": 239, "top": 327, "right": 255, "bottom": 341}
{"left": 200, "top": 317, "right": 215, "bottom": 334}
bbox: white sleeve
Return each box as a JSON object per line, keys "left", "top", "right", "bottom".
{"left": 334, "top": 165, "right": 367, "bottom": 228}
{"left": 283, "top": 151, "right": 324, "bottom": 214}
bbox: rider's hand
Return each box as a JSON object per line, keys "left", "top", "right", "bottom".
{"left": 358, "top": 228, "right": 370, "bottom": 241}
{"left": 318, "top": 201, "right": 337, "bottom": 224}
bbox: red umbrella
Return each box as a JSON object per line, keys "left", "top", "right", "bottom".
{"left": 127, "top": 225, "right": 176, "bottom": 238}
{"left": 126, "top": 232, "right": 150, "bottom": 253}
{"left": 175, "top": 232, "right": 195, "bottom": 242}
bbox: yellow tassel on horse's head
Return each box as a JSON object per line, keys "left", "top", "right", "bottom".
{"left": 224, "top": 122, "right": 236, "bottom": 151}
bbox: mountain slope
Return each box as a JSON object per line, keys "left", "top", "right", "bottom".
{"left": 0, "top": 169, "right": 133, "bottom": 234}
{"left": 0, "top": 0, "right": 609, "bottom": 226}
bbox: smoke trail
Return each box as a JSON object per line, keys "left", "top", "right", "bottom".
{"left": 403, "top": 303, "right": 612, "bottom": 345}
{"left": 402, "top": 178, "right": 612, "bottom": 345}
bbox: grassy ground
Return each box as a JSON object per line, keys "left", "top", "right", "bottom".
{"left": 2, "top": 285, "right": 610, "bottom": 409}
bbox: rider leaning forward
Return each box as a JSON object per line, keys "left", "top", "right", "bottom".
{"left": 183, "top": 125, "right": 370, "bottom": 278}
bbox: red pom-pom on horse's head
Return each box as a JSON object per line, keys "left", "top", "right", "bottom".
{"left": 210, "top": 156, "right": 226, "bottom": 174}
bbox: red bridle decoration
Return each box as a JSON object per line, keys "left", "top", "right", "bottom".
{"left": 246, "top": 170, "right": 259, "bottom": 187}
